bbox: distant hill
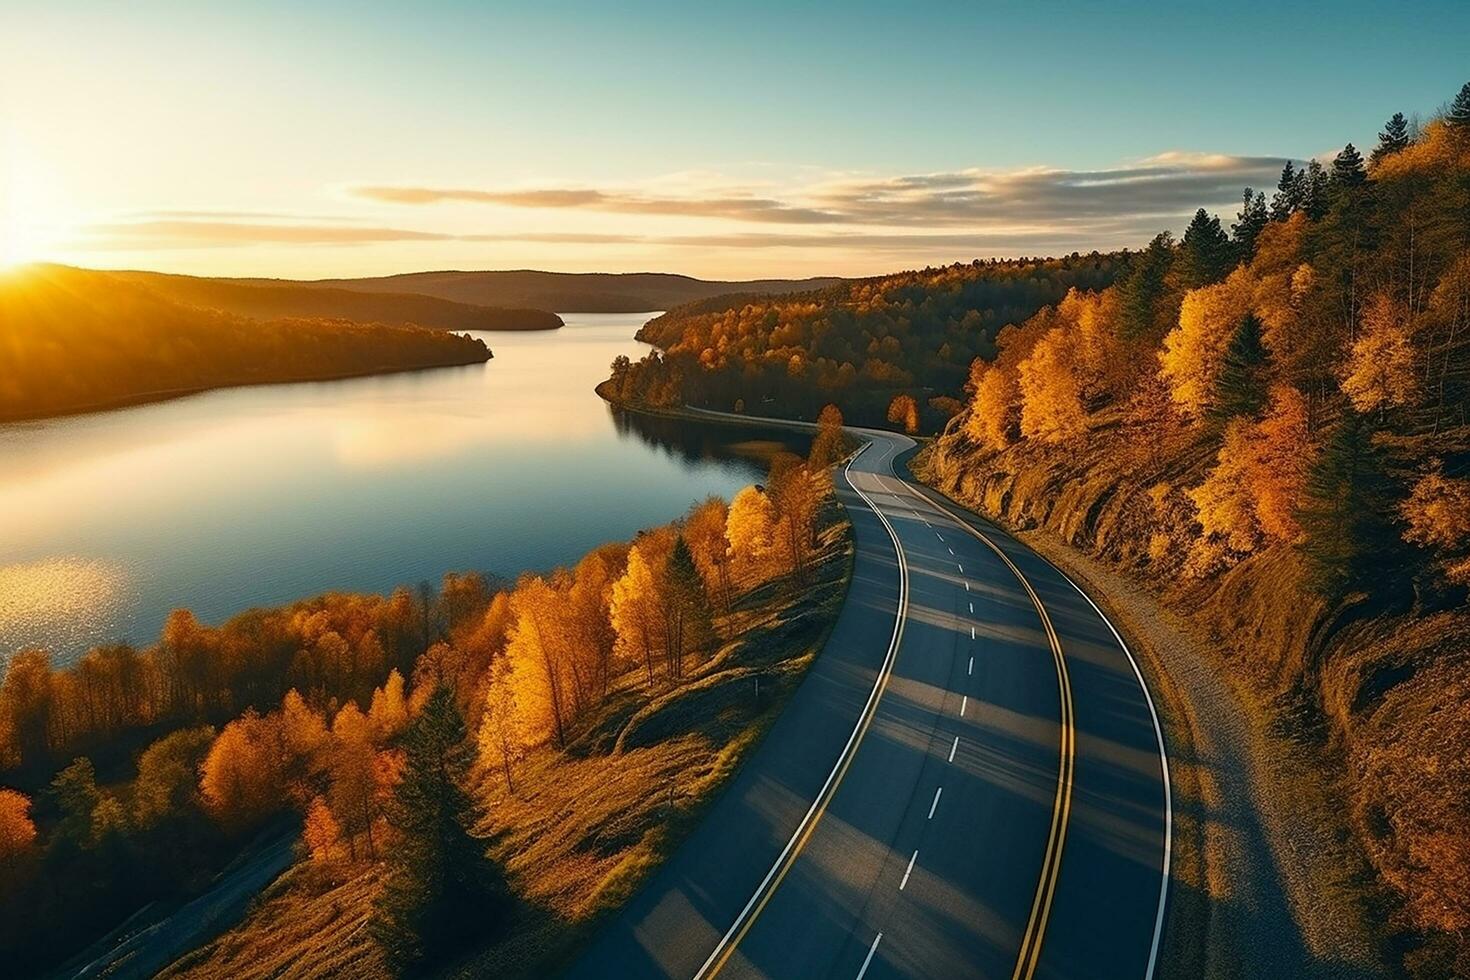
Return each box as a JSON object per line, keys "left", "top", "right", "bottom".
{"left": 232, "top": 270, "right": 848, "bottom": 313}
{"left": 0, "top": 265, "right": 491, "bottom": 421}
{"left": 108, "top": 269, "right": 563, "bottom": 331}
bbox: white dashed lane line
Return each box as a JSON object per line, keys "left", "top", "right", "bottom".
{"left": 900, "top": 850, "right": 918, "bottom": 890}
{"left": 948, "top": 736, "right": 959, "bottom": 762}
{"left": 856, "top": 933, "right": 882, "bottom": 980}
{"left": 960, "top": 695, "right": 968, "bottom": 717}
{"left": 928, "top": 787, "right": 943, "bottom": 820}
{"left": 968, "top": 656, "right": 973, "bottom": 675}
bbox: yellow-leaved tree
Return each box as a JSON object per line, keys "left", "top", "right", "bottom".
{"left": 1340, "top": 292, "right": 1419, "bottom": 414}
{"left": 1160, "top": 267, "right": 1254, "bottom": 417}
{"left": 1018, "top": 327, "right": 1086, "bottom": 443}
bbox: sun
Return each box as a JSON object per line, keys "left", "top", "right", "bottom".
{"left": 1, "top": 135, "right": 69, "bottom": 269}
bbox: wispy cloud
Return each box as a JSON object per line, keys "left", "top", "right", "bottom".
{"left": 350, "top": 153, "right": 1288, "bottom": 235}
{"left": 352, "top": 185, "right": 841, "bottom": 224}
{"left": 73, "top": 152, "right": 1293, "bottom": 259}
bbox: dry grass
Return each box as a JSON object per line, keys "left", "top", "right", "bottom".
{"left": 163, "top": 502, "right": 854, "bottom": 980}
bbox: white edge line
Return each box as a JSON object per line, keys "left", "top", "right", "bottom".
{"left": 907, "top": 482, "right": 1173, "bottom": 980}
{"left": 1043, "top": 558, "right": 1173, "bottom": 980}
{"left": 694, "top": 439, "right": 909, "bottom": 979}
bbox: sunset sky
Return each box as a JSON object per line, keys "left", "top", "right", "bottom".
{"left": 4, "top": 0, "right": 1468, "bottom": 279}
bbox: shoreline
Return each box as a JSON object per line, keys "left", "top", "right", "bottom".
{"left": 0, "top": 352, "right": 493, "bottom": 427}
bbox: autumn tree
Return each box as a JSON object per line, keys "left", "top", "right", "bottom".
{"left": 303, "top": 795, "right": 341, "bottom": 863}
{"left": 809, "top": 404, "right": 848, "bottom": 468}
{"left": 1190, "top": 384, "right": 1315, "bottom": 558}
{"left": 1401, "top": 468, "right": 1470, "bottom": 584}
{"left": 1018, "top": 327, "right": 1086, "bottom": 443}
{"left": 0, "top": 649, "right": 56, "bottom": 770}
{"left": 725, "top": 485, "right": 778, "bottom": 587}
{"left": 966, "top": 363, "right": 1020, "bottom": 450}
{"left": 328, "top": 703, "right": 381, "bottom": 859}
{"left": 683, "top": 497, "right": 734, "bottom": 612}
{"left": 476, "top": 659, "right": 522, "bottom": 793}
{"left": 887, "top": 394, "right": 920, "bottom": 434}
{"left": 610, "top": 543, "right": 668, "bottom": 688}
{"left": 1160, "top": 267, "right": 1255, "bottom": 417}
{"left": 0, "top": 788, "right": 37, "bottom": 868}
{"left": 769, "top": 457, "right": 829, "bottom": 583}
{"left": 370, "top": 687, "right": 511, "bottom": 974}
{"left": 369, "top": 669, "right": 410, "bottom": 743}
{"left": 1340, "top": 293, "right": 1418, "bottom": 414}
{"left": 503, "top": 576, "right": 579, "bottom": 745}
{"left": 199, "top": 710, "right": 287, "bottom": 830}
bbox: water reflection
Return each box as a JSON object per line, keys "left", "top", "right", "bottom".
{"left": 0, "top": 313, "right": 807, "bottom": 663}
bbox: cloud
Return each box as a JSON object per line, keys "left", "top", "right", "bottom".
{"left": 352, "top": 185, "right": 840, "bottom": 224}
{"left": 75, "top": 151, "right": 1294, "bottom": 258}
{"left": 351, "top": 153, "right": 1289, "bottom": 239}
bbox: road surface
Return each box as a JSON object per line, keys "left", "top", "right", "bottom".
{"left": 567, "top": 424, "right": 1171, "bottom": 979}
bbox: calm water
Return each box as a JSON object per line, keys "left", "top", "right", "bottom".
{"left": 0, "top": 313, "right": 806, "bottom": 664}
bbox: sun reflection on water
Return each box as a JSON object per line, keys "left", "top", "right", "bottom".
{"left": 0, "top": 557, "right": 132, "bottom": 657}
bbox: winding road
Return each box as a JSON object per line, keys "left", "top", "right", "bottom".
{"left": 567, "top": 425, "right": 1171, "bottom": 980}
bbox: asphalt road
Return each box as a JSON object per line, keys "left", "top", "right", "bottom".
{"left": 567, "top": 426, "right": 1170, "bottom": 980}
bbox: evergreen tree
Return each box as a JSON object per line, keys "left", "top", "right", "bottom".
{"left": 1173, "top": 209, "right": 1233, "bottom": 289}
{"left": 1370, "top": 112, "right": 1410, "bottom": 165}
{"left": 1231, "top": 189, "right": 1269, "bottom": 261}
{"left": 1330, "top": 143, "right": 1367, "bottom": 189}
{"left": 1295, "top": 410, "right": 1400, "bottom": 596}
{"left": 1211, "top": 314, "right": 1269, "bottom": 420}
{"left": 1116, "top": 231, "right": 1174, "bottom": 343}
{"left": 1270, "top": 161, "right": 1301, "bottom": 220}
{"left": 370, "top": 687, "right": 511, "bottom": 975}
{"left": 1302, "top": 160, "right": 1330, "bottom": 220}
{"left": 665, "top": 536, "right": 714, "bottom": 676}
{"left": 1447, "top": 81, "right": 1470, "bottom": 132}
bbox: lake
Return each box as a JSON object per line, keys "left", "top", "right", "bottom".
{"left": 0, "top": 313, "right": 807, "bottom": 664}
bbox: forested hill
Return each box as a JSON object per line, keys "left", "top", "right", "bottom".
{"left": 108, "top": 269, "right": 564, "bottom": 331}
{"left": 920, "top": 88, "right": 1470, "bottom": 977}
{"left": 607, "top": 255, "right": 1124, "bottom": 427}
{"left": 242, "top": 269, "right": 846, "bottom": 313}
{"left": 0, "top": 265, "right": 492, "bottom": 421}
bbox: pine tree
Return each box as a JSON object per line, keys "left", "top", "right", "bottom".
{"left": 1295, "top": 410, "right": 1400, "bottom": 596}
{"left": 1174, "top": 209, "right": 1234, "bottom": 289}
{"left": 665, "top": 536, "right": 713, "bottom": 677}
{"left": 1231, "top": 189, "right": 1269, "bottom": 261}
{"left": 1302, "top": 160, "right": 1330, "bottom": 220}
{"left": 1211, "top": 315, "right": 1270, "bottom": 421}
{"left": 1330, "top": 143, "right": 1367, "bottom": 189}
{"left": 1271, "top": 161, "right": 1301, "bottom": 220}
{"left": 1371, "top": 112, "right": 1410, "bottom": 164}
{"left": 370, "top": 687, "right": 511, "bottom": 975}
{"left": 1447, "top": 81, "right": 1470, "bottom": 132}
{"left": 1116, "top": 231, "right": 1174, "bottom": 343}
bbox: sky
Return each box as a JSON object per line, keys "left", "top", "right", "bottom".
{"left": 3, "top": 0, "right": 1468, "bottom": 280}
